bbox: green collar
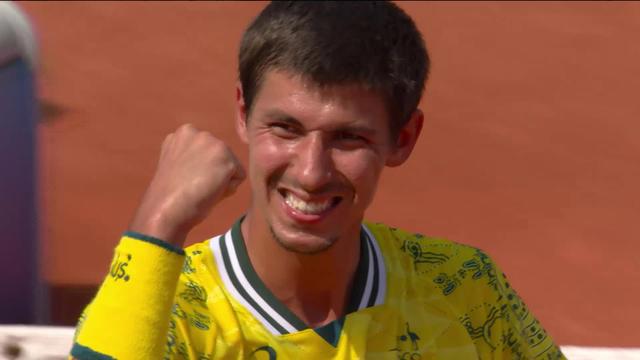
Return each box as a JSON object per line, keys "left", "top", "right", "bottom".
{"left": 210, "top": 218, "right": 387, "bottom": 341}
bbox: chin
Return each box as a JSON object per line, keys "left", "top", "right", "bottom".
{"left": 269, "top": 224, "right": 337, "bottom": 255}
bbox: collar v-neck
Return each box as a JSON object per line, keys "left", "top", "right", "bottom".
{"left": 210, "top": 218, "right": 387, "bottom": 337}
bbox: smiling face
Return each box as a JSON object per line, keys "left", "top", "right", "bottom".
{"left": 236, "top": 71, "right": 422, "bottom": 254}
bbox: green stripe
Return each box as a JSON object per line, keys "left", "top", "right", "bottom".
{"left": 345, "top": 230, "right": 370, "bottom": 313}
{"left": 314, "top": 317, "right": 345, "bottom": 347}
{"left": 230, "top": 219, "right": 308, "bottom": 331}
{"left": 223, "top": 218, "right": 373, "bottom": 344}
{"left": 219, "top": 232, "right": 289, "bottom": 334}
{"left": 366, "top": 232, "right": 380, "bottom": 307}
{"left": 123, "top": 231, "right": 185, "bottom": 256}
{"left": 70, "top": 343, "right": 115, "bottom": 360}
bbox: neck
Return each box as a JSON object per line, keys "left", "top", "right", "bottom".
{"left": 241, "top": 212, "right": 361, "bottom": 328}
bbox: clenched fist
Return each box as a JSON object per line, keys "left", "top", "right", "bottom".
{"left": 129, "top": 124, "right": 245, "bottom": 247}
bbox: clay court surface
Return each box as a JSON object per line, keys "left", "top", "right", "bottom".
{"left": 19, "top": 2, "right": 640, "bottom": 347}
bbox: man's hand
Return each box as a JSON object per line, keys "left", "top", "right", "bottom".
{"left": 129, "top": 124, "right": 246, "bottom": 247}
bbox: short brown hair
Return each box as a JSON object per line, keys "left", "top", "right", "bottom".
{"left": 238, "top": 1, "right": 429, "bottom": 137}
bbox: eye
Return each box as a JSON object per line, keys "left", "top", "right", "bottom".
{"left": 270, "top": 122, "right": 300, "bottom": 138}
{"left": 338, "top": 131, "right": 366, "bottom": 142}
{"left": 336, "top": 131, "right": 368, "bottom": 146}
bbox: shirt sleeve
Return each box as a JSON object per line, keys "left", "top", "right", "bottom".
{"left": 490, "top": 257, "right": 566, "bottom": 360}
{"left": 163, "top": 255, "right": 219, "bottom": 360}
{"left": 453, "top": 248, "right": 566, "bottom": 360}
{"left": 70, "top": 232, "right": 186, "bottom": 360}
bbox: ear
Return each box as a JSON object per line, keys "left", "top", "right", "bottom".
{"left": 385, "top": 109, "right": 424, "bottom": 167}
{"left": 235, "top": 81, "right": 249, "bottom": 144}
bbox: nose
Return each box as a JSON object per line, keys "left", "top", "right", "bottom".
{"left": 293, "top": 133, "right": 334, "bottom": 192}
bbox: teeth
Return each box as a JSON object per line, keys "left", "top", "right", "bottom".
{"left": 284, "top": 192, "right": 333, "bottom": 215}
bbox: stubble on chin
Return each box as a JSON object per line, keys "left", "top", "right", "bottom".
{"left": 268, "top": 223, "right": 337, "bottom": 255}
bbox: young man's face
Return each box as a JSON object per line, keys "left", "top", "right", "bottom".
{"left": 236, "top": 71, "right": 421, "bottom": 254}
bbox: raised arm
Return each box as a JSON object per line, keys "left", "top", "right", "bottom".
{"left": 70, "top": 124, "right": 245, "bottom": 359}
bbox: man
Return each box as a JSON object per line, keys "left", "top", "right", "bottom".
{"left": 71, "top": 2, "right": 564, "bottom": 359}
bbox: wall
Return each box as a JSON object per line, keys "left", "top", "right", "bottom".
{"left": 19, "top": 2, "right": 640, "bottom": 346}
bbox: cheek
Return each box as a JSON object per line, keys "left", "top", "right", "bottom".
{"left": 249, "top": 138, "right": 291, "bottom": 186}
{"left": 334, "top": 150, "right": 385, "bottom": 203}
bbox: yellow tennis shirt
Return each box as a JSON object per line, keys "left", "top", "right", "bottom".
{"left": 71, "top": 219, "right": 565, "bottom": 359}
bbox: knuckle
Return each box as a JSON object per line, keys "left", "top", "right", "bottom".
{"left": 203, "top": 132, "right": 220, "bottom": 145}
{"left": 177, "top": 123, "right": 197, "bottom": 135}
{"left": 208, "top": 138, "right": 226, "bottom": 153}
{"left": 162, "top": 133, "right": 174, "bottom": 144}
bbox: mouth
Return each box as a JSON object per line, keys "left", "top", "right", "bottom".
{"left": 279, "top": 189, "right": 342, "bottom": 217}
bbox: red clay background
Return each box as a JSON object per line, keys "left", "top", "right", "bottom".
{"left": 20, "top": 2, "right": 640, "bottom": 346}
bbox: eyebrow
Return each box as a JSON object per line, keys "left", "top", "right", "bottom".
{"left": 264, "top": 110, "right": 304, "bottom": 127}
{"left": 264, "top": 109, "right": 378, "bottom": 137}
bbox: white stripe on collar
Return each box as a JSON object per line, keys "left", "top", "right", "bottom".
{"left": 211, "top": 231, "right": 285, "bottom": 335}
{"left": 358, "top": 230, "right": 376, "bottom": 310}
{"left": 363, "top": 224, "right": 387, "bottom": 307}
{"left": 223, "top": 229, "right": 298, "bottom": 334}
{"left": 209, "top": 223, "right": 387, "bottom": 335}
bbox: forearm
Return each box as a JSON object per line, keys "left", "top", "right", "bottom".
{"left": 70, "top": 233, "right": 185, "bottom": 360}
